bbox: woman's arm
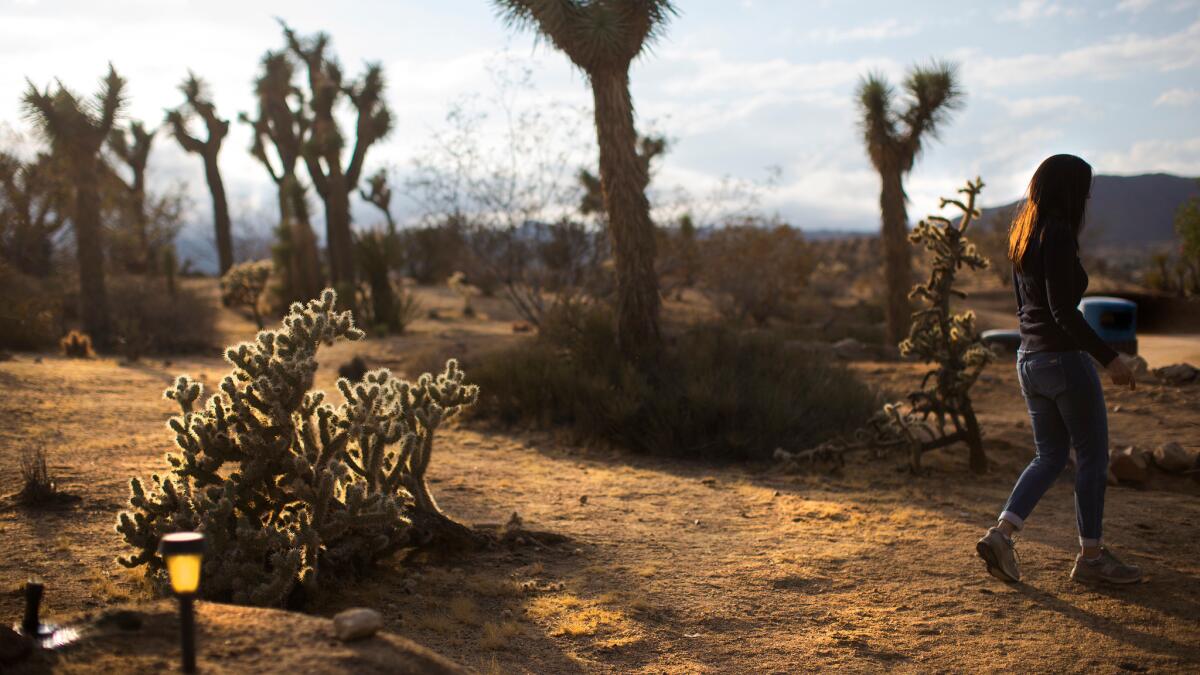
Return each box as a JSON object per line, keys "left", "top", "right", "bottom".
{"left": 1041, "top": 225, "right": 1120, "bottom": 366}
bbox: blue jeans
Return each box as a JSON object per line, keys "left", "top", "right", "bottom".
{"left": 999, "top": 350, "right": 1109, "bottom": 546}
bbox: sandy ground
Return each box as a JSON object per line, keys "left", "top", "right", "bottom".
{"left": 1, "top": 286, "right": 1199, "bottom": 673}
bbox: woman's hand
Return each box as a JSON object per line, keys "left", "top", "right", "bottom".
{"left": 1106, "top": 355, "right": 1136, "bottom": 390}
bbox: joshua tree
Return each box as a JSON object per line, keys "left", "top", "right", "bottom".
{"left": 0, "top": 151, "right": 69, "bottom": 277}
{"left": 493, "top": 0, "right": 675, "bottom": 367}
{"left": 166, "top": 73, "right": 234, "bottom": 274}
{"left": 359, "top": 167, "right": 397, "bottom": 234}
{"left": 22, "top": 65, "right": 126, "bottom": 347}
{"left": 108, "top": 119, "right": 156, "bottom": 273}
{"left": 578, "top": 133, "right": 666, "bottom": 222}
{"left": 242, "top": 50, "right": 323, "bottom": 305}
{"left": 856, "top": 61, "right": 963, "bottom": 345}
{"left": 282, "top": 22, "right": 393, "bottom": 294}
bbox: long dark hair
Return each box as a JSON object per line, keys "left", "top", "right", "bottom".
{"left": 1007, "top": 153, "right": 1092, "bottom": 269}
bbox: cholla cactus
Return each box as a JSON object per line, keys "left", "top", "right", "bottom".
{"left": 776, "top": 179, "right": 992, "bottom": 474}
{"left": 220, "top": 260, "right": 272, "bottom": 329}
{"left": 116, "top": 289, "right": 480, "bottom": 606}
{"left": 447, "top": 271, "right": 478, "bottom": 318}
{"left": 896, "top": 177, "right": 992, "bottom": 472}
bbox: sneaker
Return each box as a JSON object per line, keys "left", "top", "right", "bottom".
{"left": 976, "top": 527, "right": 1021, "bottom": 582}
{"left": 1070, "top": 547, "right": 1142, "bottom": 585}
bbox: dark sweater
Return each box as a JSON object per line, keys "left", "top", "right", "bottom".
{"left": 1012, "top": 220, "right": 1119, "bottom": 366}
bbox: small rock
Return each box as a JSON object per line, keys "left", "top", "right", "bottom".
{"left": 332, "top": 608, "right": 383, "bottom": 642}
{"left": 573, "top": 547, "right": 583, "bottom": 555}
{"left": 1111, "top": 404, "right": 1122, "bottom": 413}
{"left": 579, "top": 495, "right": 588, "bottom": 506}
{"left": 1153, "top": 363, "right": 1199, "bottom": 386}
{"left": 700, "top": 477, "right": 717, "bottom": 486}
{"left": 1109, "top": 446, "right": 1148, "bottom": 483}
{"left": 402, "top": 578, "right": 419, "bottom": 594}
{"left": 1152, "top": 442, "right": 1193, "bottom": 474}
{"left": 0, "top": 625, "right": 32, "bottom": 666}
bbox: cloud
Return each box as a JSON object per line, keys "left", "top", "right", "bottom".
{"left": 994, "top": 95, "right": 1084, "bottom": 118}
{"left": 998, "top": 0, "right": 1084, "bottom": 22}
{"left": 1096, "top": 137, "right": 1200, "bottom": 175}
{"left": 805, "top": 19, "right": 922, "bottom": 43}
{"left": 1116, "top": 0, "right": 1155, "bottom": 12}
{"left": 963, "top": 19, "right": 1200, "bottom": 87}
{"left": 1154, "top": 87, "right": 1200, "bottom": 106}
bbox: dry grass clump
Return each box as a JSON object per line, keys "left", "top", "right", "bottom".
{"left": 59, "top": 330, "right": 94, "bottom": 358}
{"left": 448, "top": 596, "right": 482, "bottom": 626}
{"left": 478, "top": 620, "right": 523, "bottom": 650}
{"left": 16, "top": 446, "right": 75, "bottom": 506}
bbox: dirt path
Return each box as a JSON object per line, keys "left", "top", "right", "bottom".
{"left": 2, "top": 293, "right": 1199, "bottom": 673}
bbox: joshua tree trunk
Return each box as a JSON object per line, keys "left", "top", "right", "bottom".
{"left": 279, "top": 174, "right": 322, "bottom": 302}
{"left": 204, "top": 156, "right": 233, "bottom": 274}
{"left": 324, "top": 172, "right": 356, "bottom": 291}
{"left": 73, "top": 157, "right": 110, "bottom": 346}
{"left": 591, "top": 69, "right": 662, "bottom": 367}
{"left": 881, "top": 169, "right": 910, "bottom": 347}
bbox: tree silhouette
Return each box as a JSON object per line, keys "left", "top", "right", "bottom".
{"left": 493, "top": 0, "right": 675, "bottom": 367}
{"left": 22, "top": 65, "right": 126, "bottom": 347}
{"left": 281, "top": 21, "right": 393, "bottom": 296}
{"left": 241, "top": 50, "right": 323, "bottom": 304}
{"left": 0, "top": 151, "right": 70, "bottom": 277}
{"left": 108, "top": 119, "right": 156, "bottom": 273}
{"left": 856, "top": 61, "right": 963, "bottom": 346}
{"left": 359, "top": 167, "right": 397, "bottom": 234}
{"left": 166, "top": 72, "right": 234, "bottom": 274}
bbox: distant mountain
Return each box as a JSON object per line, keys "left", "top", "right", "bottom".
{"left": 978, "top": 173, "right": 1200, "bottom": 247}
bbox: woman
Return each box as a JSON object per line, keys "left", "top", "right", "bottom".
{"left": 976, "top": 154, "right": 1141, "bottom": 585}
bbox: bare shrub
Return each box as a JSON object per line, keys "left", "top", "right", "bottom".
{"left": 697, "top": 221, "right": 815, "bottom": 326}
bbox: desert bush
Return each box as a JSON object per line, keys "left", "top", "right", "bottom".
{"left": 697, "top": 222, "right": 816, "bottom": 326}
{"left": 472, "top": 302, "right": 877, "bottom": 461}
{"left": 116, "top": 290, "right": 479, "bottom": 606}
{"left": 60, "top": 330, "right": 95, "bottom": 358}
{"left": 0, "top": 262, "right": 61, "bottom": 350}
{"left": 400, "top": 221, "right": 467, "bottom": 284}
{"left": 220, "top": 260, "right": 272, "bottom": 329}
{"left": 102, "top": 276, "right": 217, "bottom": 355}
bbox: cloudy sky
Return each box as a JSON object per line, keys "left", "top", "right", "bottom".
{"left": 2, "top": 0, "right": 1198, "bottom": 265}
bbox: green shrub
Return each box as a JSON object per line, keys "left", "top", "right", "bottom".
{"left": 471, "top": 303, "right": 879, "bottom": 461}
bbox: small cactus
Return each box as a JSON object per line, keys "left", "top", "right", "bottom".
{"left": 60, "top": 330, "right": 95, "bottom": 358}
{"left": 115, "top": 289, "right": 480, "bottom": 606}
{"left": 220, "top": 260, "right": 272, "bottom": 329}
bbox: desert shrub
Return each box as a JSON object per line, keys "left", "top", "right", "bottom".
{"left": 220, "top": 259, "right": 272, "bottom": 329}
{"left": 400, "top": 221, "right": 467, "bottom": 284}
{"left": 116, "top": 290, "right": 479, "bottom": 607}
{"left": 103, "top": 276, "right": 217, "bottom": 355}
{"left": 0, "top": 262, "right": 61, "bottom": 350}
{"left": 472, "top": 302, "right": 878, "bottom": 461}
{"left": 60, "top": 330, "right": 95, "bottom": 358}
{"left": 697, "top": 222, "right": 816, "bottom": 326}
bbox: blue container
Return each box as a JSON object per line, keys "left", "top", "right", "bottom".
{"left": 1078, "top": 296, "right": 1137, "bottom": 355}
